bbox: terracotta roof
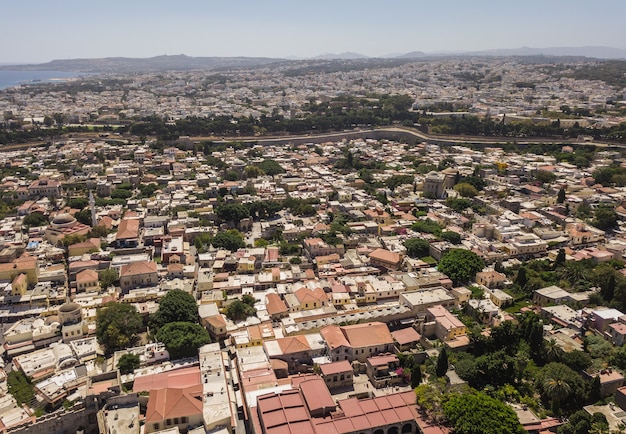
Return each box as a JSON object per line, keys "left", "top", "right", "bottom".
{"left": 391, "top": 327, "right": 422, "bottom": 345}
{"left": 299, "top": 377, "right": 335, "bottom": 415}
{"left": 120, "top": 260, "right": 157, "bottom": 277}
{"left": 368, "top": 248, "right": 401, "bottom": 265}
{"left": 340, "top": 322, "right": 394, "bottom": 348}
{"left": 133, "top": 366, "right": 201, "bottom": 393}
{"left": 76, "top": 269, "right": 98, "bottom": 283}
{"left": 145, "top": 385, "right": 203, "bottom": 423}
{"left": 266, "top": 293, "right": 288, "bottom": 316}
{"left": 277, "top": 336, "right": 311, "bottom": 355}
{"left": 116, "top": 218, "right": 140, "bottom": 240}
{"left": 319, "top": 360, "right": 352, "bottom": 376}
{"left": 320, "top": 325, "right": 350, "bottom": 350}
{"left": 295, "top": 287, "right": 328, "bottom": 304}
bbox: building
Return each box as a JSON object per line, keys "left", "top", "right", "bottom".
{"left": 320, "top": 322, "right": 394, "bottom": 363}
{"left": 475, "top": 270, "right": 507, "bottom": 288}
{"left": 75, "top": 269, "right": 100, "bottom": 294}
{"left": 368, "top": 248, "right": 403, "bottom": 271}
{"left": 319, "top": 360, "right": 353, "bottom": 390}
{"left": 426, "top": 305, "right": 467, "bottom": 341}
{"left": 145, "top": 386, "right": 204, "bottom": 433}
{"left": 119, "top": 261, "right": 158, "bottom": 293}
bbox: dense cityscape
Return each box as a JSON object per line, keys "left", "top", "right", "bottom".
{"left": 0, "top": 54, "right": 625, "bottom": 434}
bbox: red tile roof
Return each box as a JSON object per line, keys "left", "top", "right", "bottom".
{"left": 145, "top": 385, "right": 203, "bottom": 423}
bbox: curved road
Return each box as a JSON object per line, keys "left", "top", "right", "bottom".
{"left": 0, "top": 126, "right": 620, "bottom": 151}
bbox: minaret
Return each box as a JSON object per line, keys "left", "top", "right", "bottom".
{"left": 89, "top": 190, "right": 97, "bottom": 227}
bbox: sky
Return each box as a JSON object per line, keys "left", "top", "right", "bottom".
{"left": 2, "top": 0, "right": 626, "bottom": 64}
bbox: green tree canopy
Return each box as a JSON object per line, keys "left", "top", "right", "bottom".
{"left": 592, "top": 205, "right": 618, "bottom": 230}
{"left": 453, "top": 182, "right": 479, "bottom": 198}
{"left": 151, "top": 289, "right": 198, "bottom": 330}
{"left": 216, "top": 203, "right": 250, "bottom": 223}
{"left": 435, "top": 347, "right": 449, "bottom": 377}
{"left": 438, "top": 248, "right": 485, "bottom": 284}
{"left": 23, "top": 213, "right": 48, "bottom": 227}
{"left": 403, "top": 237, "right": 430, "bottom": 258}
{"left": 155, "top": 321, "right": 210, "bottom": 360}
{"left": 212, "top": 229, "right": 246, "bottom": 251}
{"left": 258, "top": 159, "right": 285, "bottom": 176}
{"left": 440, "top": 231, "right": 461, "bottom": 244}
{"left": 117, "top": 353, "right": 140, "bottom": 375}
{"left": 443, "top": 391, "right": 525, "bottom": 434}
{"left": 224, "top": 299, "right": 257, "bottom": 321}
{"left": 96, "top": 302, "right": 143, "bottom": 353}
{"left": 99, "top": 268, "right": 119, "bottom": 290}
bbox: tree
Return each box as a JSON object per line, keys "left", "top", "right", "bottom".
{"left": 224, "top": 299, "right": 256, "bottom": 321}
{"left": 7, "top": 371, "right": 34, "bottom": 406}
{"left": 537, "top": 362, "right": 585, "bottom": 416}
{"left": 435, "top": 347, "right": 449, "bottom": 377}
{"left": 543, "top": 376, "right": 572, "bottom": 415}
{"left": 216, "top": 203, "right": 250, "bottom": 224}
{"left": 443, "top": 391, "right": 525, "bottom": 434}
{"left": 155, "top": 322, "right": 210, "bottom": 360}
{"left": 258, "top": 160, "right": 285, "bottom": 176}
{"left": 438, "top": 249, "right": 485, "bottom": 284}
{"left": 23, "top": 213, "right": 48, "bottom": 227}
{"left": 534, "top": 170, "right": 557, "bottom": 184}
{"left": 96, "top": 303, "right": 143, "bottom": 353}
{"left": 151, "top": 289, "right": 198, "bottom": 329}
{"left": 403, "top": 237, "right": 430, "bottom": 258}
{"left": 212, "top": 230, "right": 245, "bottom": 251}
{"left": 515, "top": 266, "right": 528, "bottom": 288}
{"left": 557, "top": 187, "right": 566, "bottom": 204}
{"left": 440, "top": 231, "right": 461, "bottom": 244}
{"left": 411, "top": 365, "right": 422, "bottom": 388}
{"left": 74, "top": 209, "right": 93, "bottom": 226}
{"left": 244, "top": 165, "right": 264, "bottom": 178}
{"left": 554, "top": 248, "right": 566, "bottom": 268}
{"left": 592, "top": 206, "right": 618, "bottom": 230}
{"left": 99, "top": 268, "right": 119, "bottom": 290}
{"left": 117, "top": 353, "right": 140, "bottom": 374}
{"left": 454, "top": 182, "right": 478, "bottom": 198}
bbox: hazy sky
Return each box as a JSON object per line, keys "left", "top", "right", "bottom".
{"left": 2, "top": 0, "right": 626, "bottom": 63}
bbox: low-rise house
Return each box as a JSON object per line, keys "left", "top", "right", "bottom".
{"left": 319, "top": 360, "right": 353, "bottom": 389}
{"left": 145, "top": 386, "right": 204, "bottom": 433}
{"left": 75, "top": 269, "right": 100, "bottom": 294}
{"left": 488, "top": 288, "right": 514, "bottom": 308}
{"left": 368, "top": 248, "right": 403, "bottom": 271}
{"left": 320, "top": 322, "right": 394, "bottom": 363}
{"left": 119, "top": 261, "right": 158, "bottom": 293}
{"left": 426, "top": 305, "right": 467, "bottom": 342}
{"left": 366, "top": 353, "right": 403, "bottom": 389}
{"left": 475, "top": 270, "right": 507, "bottom": 288}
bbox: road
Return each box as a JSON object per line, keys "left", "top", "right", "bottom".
{"left": 1, "top": 126, "right": 622, "bottom": 152}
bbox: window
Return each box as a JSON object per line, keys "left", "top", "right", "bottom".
{"left": 174, "top": 418, "right": 179, "bottom": 425}
{"left": 182, "top": 417, "right": 188, "bottom": 423}
{"left": 166, "top": 419, "right": 171, "bottom": 426}
{"left": 154, "top": 423, "right": 160, "bottom": 430}
{"left": 340, "top": 374, "right": 344, "bottom": 380}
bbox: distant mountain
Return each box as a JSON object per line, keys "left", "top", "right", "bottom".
{"left": 0, "top": 54, "right": 285, "bottom": 73}
{"left": 467, "top": 46, "right": 626, "bottom": 59}
{"left": 313, "top": 52, "right": 369, "bottom": 60}
{"left": 396, "top": 51, "right": 427, "bottom": 59}
{"left": 393, "top": 46, "right": 626, "bottom": 60}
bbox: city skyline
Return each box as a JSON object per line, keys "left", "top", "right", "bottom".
{"left": 2, "top": 0, "right": 626, "bottom": 64}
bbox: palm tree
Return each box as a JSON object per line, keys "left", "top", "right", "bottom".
{"left": 545, "top": 338, "right": 564, "bottom": 363}
{"left": 543, "top": 377, "right": 572, "bottom": 416}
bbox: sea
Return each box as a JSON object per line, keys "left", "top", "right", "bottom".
{"left": 0, "top": 70, "right": 84, "bottom": 90}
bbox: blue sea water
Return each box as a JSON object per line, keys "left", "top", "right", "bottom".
{"left": 0, "top": 70, "right": 83, "bottom": 90}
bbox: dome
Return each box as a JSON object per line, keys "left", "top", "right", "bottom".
{"left": 51, "top": 213, "right": 77, "bottom": 229}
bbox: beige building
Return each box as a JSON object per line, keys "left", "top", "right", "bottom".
{"left": 119, "top": 261, "right": 158, "bottom": 293}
